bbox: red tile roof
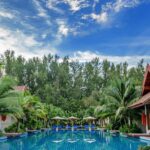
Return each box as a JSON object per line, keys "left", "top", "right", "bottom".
{"left": 129, "top": 64, "right": 150, "bottom": 109}
{"left": 142, "top": 64, "right": 150, "bottom": 96}
{"left": 14, "top": 86, "right": 28, "bottom": 92}
{"left": 129, "top": 92, "right": 150, "bottom": 109}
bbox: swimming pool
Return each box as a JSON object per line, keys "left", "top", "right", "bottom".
{"left": 0, "top": 130, "right": 149, "bottom": 150}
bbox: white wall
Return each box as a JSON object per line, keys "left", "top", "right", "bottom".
{"left": 0, "top": 115, "right": 16, "bottom": 131}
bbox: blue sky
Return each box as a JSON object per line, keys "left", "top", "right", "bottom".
{"left": 0, "top": 0, "right": 150, "bottom": 66}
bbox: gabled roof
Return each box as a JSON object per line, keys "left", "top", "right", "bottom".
{"left": 142, "top": 64, "right": 150, "bottom": 96}
{"left": 129, "top": 93, "right": 150, "bottom": 109}
{"left": 14, "top": 86, "right": 28, "bottom": 92}
{"left": 129, "top": 64, "right": 150, "bottom": 109}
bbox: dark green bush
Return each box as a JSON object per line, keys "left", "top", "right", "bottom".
{"left": 130, "top": 123, "right": 141, "bottom": 133}
{"left": 119, "top": 124, "right": 141, "bottom": 133}
{"left": 119, "top": 124, "right": 129, "bottom": 133}
{"left": 0, "top": 131, "right": 4, "bottom": 137}
{"left": 138, "top": 146, "right": 150, "bottom": 150}
{"left": 5, "top": 123, "right": 25, "bottom": 133}
{"left": 106, "top": 124, "right": 113, "bottom": 130}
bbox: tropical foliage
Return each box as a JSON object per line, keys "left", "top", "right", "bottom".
{"left": 0, "top": 50, "right": 146, "bottom": 131}
{"left": 0, "top": 76, "right": 23, "bottom": 118}
{"left": 138, "top": 146, "right": 150, "bottom": 150}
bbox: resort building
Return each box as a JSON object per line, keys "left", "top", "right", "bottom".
{"left": 130, "top": 64, "right": 150, "bottom": 134}
{"left": 13, "top": 85, "right": 29, "bottom": 92}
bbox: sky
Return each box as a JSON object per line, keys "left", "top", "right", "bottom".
{"left": 0, "top": 0, "right": 150, "bottom": 66}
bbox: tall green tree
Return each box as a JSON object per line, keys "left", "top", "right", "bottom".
{"left": 1, "top": 50, "right": 145, "bottom": 120}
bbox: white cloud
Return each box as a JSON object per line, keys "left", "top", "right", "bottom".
{"left": 41, "top": 0, "right": 90, "bottom": 14}
{"left": 0, "top": 10, "right": 14, "bottom": 19}
{"left": 57, "top": 20, "right": 69, "bottom": 37}
{"left": 63, "top": 0, "right": 89, "bottom": 12}
{"left": 83, "top": 12, "right": 108, "bottom": 23}
{"left": 112, "top": 0, "right": 140, "bottom": 12}
{"left": 33, "top": 0, "right": 47, "bottom": 17}
{"left": 34, "top": 0, "right": 90, "bottom": 14}
{"left": 83, "top": 0, "right": 141, "bottom": 24}
{"left": 42, "top": 33, "right": 47, "bottom": 39}
{"left": 70, "top": 51, "right": 150, "bottom": 67}
{"left": 93, "top": 0, "right": 99, "bottom": 10}
{"left": 32, "top": 0, "right": 51, "bottom": 25}
{"left": 46, "top": 0, "right": 64, "bottom": 14}
{"left": 55, "top": 19, "right": 78, "bottom": 40}
{"left": 100, "top": 0, "right": 140, "bottom": 14}
{"left": 1, "top": 29, "right": 149, "bottom": 67}
{"left": 0, "top": 27, "right": 57, "bottom": 59}
{"left": 58, "top": 24, "right": 69, "bottom": 36}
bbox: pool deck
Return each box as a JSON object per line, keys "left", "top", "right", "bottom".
{"left": 127, "top": 133, "right": 150, "bottom": 138}
{"left": 140, "top": 136, "right": 150, "bottom": 141}
{"left": 4, "top": 132, "right": 23, "bottom": 138}
{"left": 127, "top": 133, "right": 150, "bottom": 142}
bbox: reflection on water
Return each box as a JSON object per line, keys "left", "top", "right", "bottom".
{"left": 0, "top": 130, "right": 148, "bottom": 150}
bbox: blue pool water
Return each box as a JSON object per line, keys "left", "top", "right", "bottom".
{"left": 0, "top": 130, "right": 149, "bottom": 150}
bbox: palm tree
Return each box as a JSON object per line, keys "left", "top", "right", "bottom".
{"left": 21, "top": 95, "right": 48, "bottom": 129}
{"left": 0, "top": 76, "right": 23, "bottom": 116}
{"left": 0, "top": 76, "right": 24, "bottom": 132}
{"left": 94, "top": 105, "right": 114, "bottom": 119}
{"left": 108, "top": 78, "right": 138, "bottom": 125}
{"left": 95, "top": 78, "right": 138, "bottom": 127}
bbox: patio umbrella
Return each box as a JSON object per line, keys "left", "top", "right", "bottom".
{"left": 68, "top": 116, "right": 79, "bottom": 131}
{"left": 68, "top": 116, "right": 79, "bottom": 120}
{"left": 51, "top": 116, "right": 65, "bottom": 120}
{"left": 51, "top": 116, "right": 64, "bottom": 131}
{"left": 83, "top": 116, "right": 96, "bottom": 121}
{"left": 83, "top": 116, "right": 96, "bottom": 131}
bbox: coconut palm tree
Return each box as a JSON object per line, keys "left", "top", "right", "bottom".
{"left": 108, "top": 78, "right": 138, "bottom": 124}
{"left": 95, "top": 78, "right": 138, "bottom": 127}
{"left": 21, "top": 95, "right": 48, "bottom": 129}
{"left": 0, "top": 76, "right": 23, "bottom": 116}
{"left": 0, "top": 76, "right": 24, "bottom": 132}
{"left": 94, "top": 105, "right": 114, "bottom": 119}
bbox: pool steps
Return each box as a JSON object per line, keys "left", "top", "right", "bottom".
{"left": 140, "top": 136, "right": 150, "bottom": 141}
{"left": 0, "top": 136, "right": 7, "bottom": 142}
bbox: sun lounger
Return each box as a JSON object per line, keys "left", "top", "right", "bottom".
{"left": 84, "top": 125, "right": 89, "bottom": 130}
{"left": 52, "top": 125, "right": 57, "bottom": 130}
{"left": 91, "top": 124, "right": 96, "bottom": 129}
{"left": 73, "top": 125, "right": 79, "bottom": 130}
{"left": 66, "top": 125, "right": 71, "bottom": 130}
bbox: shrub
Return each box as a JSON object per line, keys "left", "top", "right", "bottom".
{"left": 106, "top": 124, "right": 113, "bottom": 130}
{"left": 119, "top": 124, "right": 129, "bottom": 133}
{"left": 138, "top": 146, "right": 150, "bottom": 150}
{"left": 5, "top": 123, "right": 25, "bottom": 133}
{"left": 130, "top": 123, "right": 141, "bottom": 133}
{"left": 119, "top": 124, "right": 141, "bottom": 133}
{"left": 0, "top": 131, "right": 4, "bottom": 137}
